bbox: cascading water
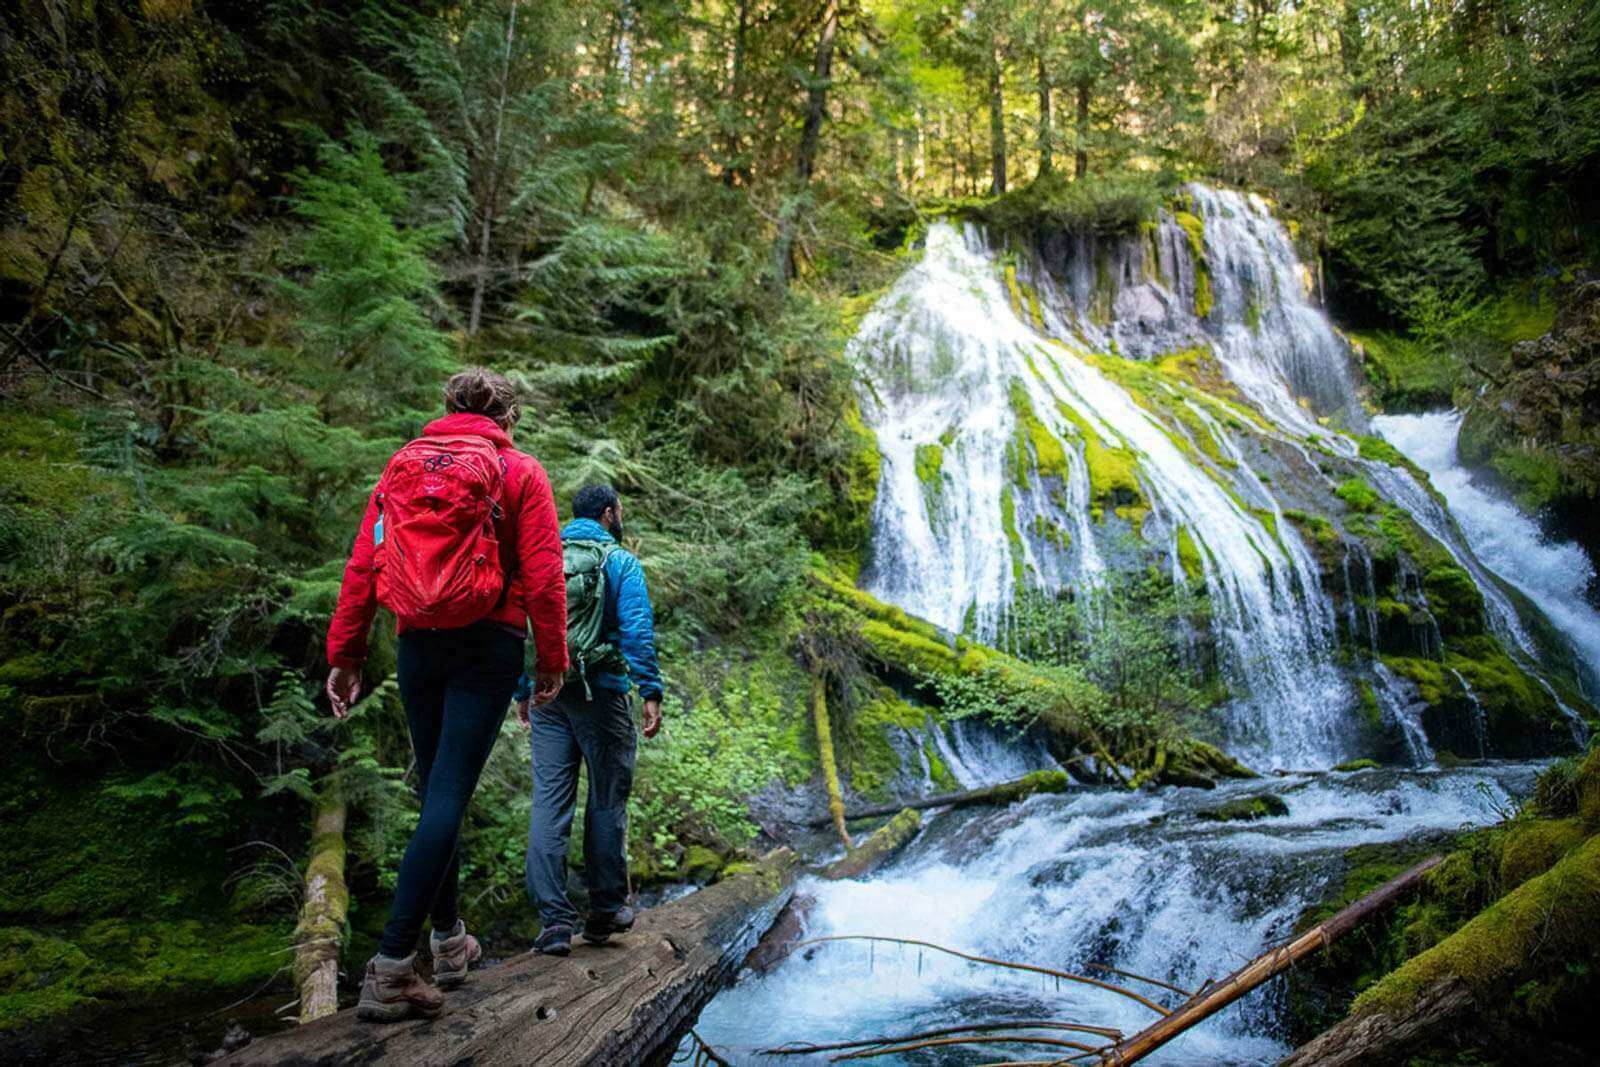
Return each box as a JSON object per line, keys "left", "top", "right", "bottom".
{"left": 691, "top": 187, "right": 1585, "bottom": 1064}
{"left": 856, "top": 211, "right": 1358, "bottom": 771}
{"left": 693, "top": 766, "right": 1539, "bottom": 1064}
{"left": 1373, "top": 410, "right": 1600, "bottom": 701}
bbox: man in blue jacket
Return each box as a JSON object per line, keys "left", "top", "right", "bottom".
{"left": 517, "top": 484, "right": 663, "bottom": 955}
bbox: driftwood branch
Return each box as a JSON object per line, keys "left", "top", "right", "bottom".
{"left": 797, "top": 935, "right": 1171, "bottom": 1016}
{"left": 1099, "top": 854, "right": 1445, "bottom": 1065}
{"left": 806, "top": 770, "right": 1072, "bottom": 827}
{"left": 762, "top": 1020, "right": 1123, "bottom": 1056}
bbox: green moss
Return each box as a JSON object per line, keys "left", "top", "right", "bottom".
{"left": 1353, "top": 833, "right": 1600, "bottom": 1017}
{"left": 0, "top": 919, "right": 287, "bottom": 1031}
{"left": 1336, "top": 478, "right": 1382, "bottom": 513}
{"left": 1490, "top": 447, "right": 1563, "bottom": 512}
{"left": 813, "top": 401, "right": 882, "bottom": 579}
{"left": 679, "top": 844, "right": 726, "bottom": 884}
{"left": 1030, "top": 513, "right": 1071, "bottom": 550}
{"left": 1196, "top": 793, "right": 1290, "bottom": 822}
{"left": 1334, "top": 758, "right": 1382, "bottom": 772}
{"left": 1350, "top": 330, "right": 1462, "bottom": 410}
{"left": 1007, "top": 380, "right": 1072, "bottom": 484}
{"left": 844, "top": 693, "right": 930, "bottom": 801}
{"left": 1498, "top": 817, "right": 1585, "bottom": 892}
{"left": 914, "top": 441, "right": 944, "bottom": 489}
{"left": 1356, "top": 434, "right": 1407, "bottom": 468}
{"left": 1175, "top": 525, "right": 1204, "bottom": 583}
{"left": 1052, "top": 400, "right": 1143, "bottom": 511}
{"left": 923, "top": 738, "right": 960, "bottom": 792}
{"left": 1282, "top": 508, "right": 1339, "bottom": 547}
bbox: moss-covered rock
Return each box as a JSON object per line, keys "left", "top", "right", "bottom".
{"left": 1196, "top": 793, "right": 1289, "bottom": 822}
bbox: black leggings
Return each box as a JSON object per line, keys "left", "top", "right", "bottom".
{"left": 378, "top": 623, "right": 521, "bottom": 958}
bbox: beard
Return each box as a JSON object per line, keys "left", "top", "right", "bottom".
{"left": 607, "top": 519, "right": 624, "bottom": 542}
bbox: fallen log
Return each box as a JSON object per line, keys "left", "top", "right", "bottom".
{"left": 823, "top": 808, "right": 921, "bottom": 881}
{"left": 1098, "top": 854, "right": 1444, "bottom": 1066}
{"left": 223, "top": 848, "right": 799, "bottom": 1067}
{"left": 291, "top": 783, "right": 348, "bottom": 1023}
{"left": 806, "top": 770, "right": 1071, "bottom": 827}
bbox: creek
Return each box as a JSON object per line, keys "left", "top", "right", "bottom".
{"left": 693, "top": 187, "right": 1594, "bottom": 1063}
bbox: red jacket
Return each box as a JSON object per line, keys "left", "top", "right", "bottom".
{"left": 325, "top": 413, "right": 569, "bottom": 674}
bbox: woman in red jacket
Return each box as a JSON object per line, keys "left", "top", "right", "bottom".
{"left": 324, "top": 367, "right": 567, "bottom": 1022}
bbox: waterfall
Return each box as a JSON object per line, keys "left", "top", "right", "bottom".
{"left": 855, "top": 204, "right": 1364, "bottom": 770}
{"left": 1372, "top": 410, "right": 1600, "bottom": 699}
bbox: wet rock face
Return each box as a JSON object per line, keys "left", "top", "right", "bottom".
{"left": 1460, "top": 279, "right": 1600, "bottom": 557}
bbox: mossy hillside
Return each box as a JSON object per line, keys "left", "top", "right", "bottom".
{"left": 1287, "top": 750, "right": 1600, "bottom": 1047}
{"left": 810, "top": 400, "right": 883, "bottom": 581}
{"left": 1381, "top": 645, "right": 1572, "bottom": 758}
{"left": 0, "top": 920, "right": 287, "bottom": 1031}
{"left": 810, "top": 570, "right": 1255, "bottom": 788}
{"left": 1352, "top": 830, "right": 1600, "bottom": 1034}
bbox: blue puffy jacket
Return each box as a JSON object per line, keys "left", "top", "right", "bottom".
{"left": 515, "top": 518, "right": 663, "bottom": 701}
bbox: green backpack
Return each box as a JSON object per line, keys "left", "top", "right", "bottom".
{"left": 563, "top": 539, "right": 628, "bottom": 696}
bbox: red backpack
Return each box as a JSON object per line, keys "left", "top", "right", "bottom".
{"left": 373, "top": 433, "right": 508, "bottom": 629}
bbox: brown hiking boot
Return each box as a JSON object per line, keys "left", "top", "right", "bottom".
{"left": 357, "top": 953, "right": 443, "bottom": 1022}
{"left": 429, "top": 920, "right": 482, "bottom": 990}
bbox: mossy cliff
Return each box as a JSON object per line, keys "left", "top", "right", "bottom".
{"left": 807, "top": 569, "right": 1254, "bottom": 791}
{"left": 1285, "top": 748, "right": 1600, "bottom": 1060}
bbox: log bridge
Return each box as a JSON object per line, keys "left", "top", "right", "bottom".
{"left": 224, "top": 849, "right": 799, "bottom": 1067}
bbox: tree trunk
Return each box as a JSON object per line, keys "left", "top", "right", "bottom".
{"left": 292, "top": 784, "right": 349, "bottom": 1024}
{"left": 810, "top": 667, "right": 853, "bottom": 849}
{"left": 773, "top": 0, "right": 839, "bottom": 289}
{"left": 1036, "top": 51, "right": 1053, "bottom": 178}
{"left": 1074, "top": 78, "right": 1090, "bottom": 178}
{"left": 720, "top": 0, "right": 750, "bottom": 186}
{"left": 988, "top": 48, "right": 1007, "bottom": 195}
{"left": 226, "top": 850, "right": 800, "bottom": 1066}
{"left": 468, "top": 0, "right": 520, "bottom": 338}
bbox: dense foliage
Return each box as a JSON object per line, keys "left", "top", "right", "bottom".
{"left": 1, "top": 0, "right": 1596, "bottom": 1039}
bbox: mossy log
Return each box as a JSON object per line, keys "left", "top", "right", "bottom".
{"left": 805, "top": 770, "right": 1073, "bottom": 827}
{"left": 292, "top": 784, "right": 349, "bottom": 1023}
{"left": 823, "top": 808, "right": 922, "bottom": 881}
{"left": 223, "top": 849, "right": 799, "bottom": 1067}
{"left": 808, "top": 570, "right": 1255, "bottom": 788}
{"left": 1282, "top": 831, "right": 1600, "bottom": 1066}
{"left": 810, "top": 665, "right": 853, "bottom": 849}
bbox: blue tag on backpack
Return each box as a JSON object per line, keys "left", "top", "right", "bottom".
{"left": 373, "top": 514, "right": 384, "bottom": 546}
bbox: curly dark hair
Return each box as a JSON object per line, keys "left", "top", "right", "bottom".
{"left": 573, "top": 484, "right": 620, "bottom": 520}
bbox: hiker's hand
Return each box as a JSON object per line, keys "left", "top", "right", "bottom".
{"left": 326, "top": 667, "right": 361, "bottom": 720}
{"left": 516, "top": 697, "right": 531, "bottom": 727}
{"left": 532, "top": 670, "right": 563, "bottom": 706}
{"left": 641, "top": 699, "right": 662, "bottom": 739}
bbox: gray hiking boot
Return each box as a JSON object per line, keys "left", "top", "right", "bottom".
{"left": 429, "top": 920, "right": 482, "bottom": 990}
{"left": 533, "top": 923, "right": 573, "bottom": 956}
{"left": 582, "top": 904, "right": 636, "bottom": 945}
{"left": 357, "top": 953, "right": 443, "bottom": 1022}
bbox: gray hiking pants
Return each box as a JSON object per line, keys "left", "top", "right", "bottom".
{"left": 525, "top": 682, "right": 636, "bottom": 930}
